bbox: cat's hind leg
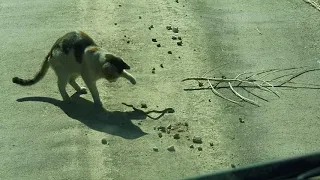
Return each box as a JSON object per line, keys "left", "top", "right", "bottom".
{"left": 57, "top": 75, "right": 71, "bottom": 102}
{"left": 69, "top": 75, "right": 87, "bottom": 94}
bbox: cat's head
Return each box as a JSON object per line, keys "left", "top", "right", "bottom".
{"left": 102, "top": 54, "right": 136, "bottom": 84}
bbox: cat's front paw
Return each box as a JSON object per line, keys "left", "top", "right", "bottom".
{"left": 78, "top": 87, "right": 87, "bottom": 94}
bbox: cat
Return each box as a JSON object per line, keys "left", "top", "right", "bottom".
{"left": 12, "top": 30, "right": 136, "bottom": 106}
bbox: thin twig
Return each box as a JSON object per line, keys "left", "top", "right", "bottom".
{"left": 228, "top": 82, "right": 260, "bottom": 107}
{"left": 256, "top": 26, "right": 262, "bottom": 35}
{"left": 242, "top": 87, "right": 269, "bottom": 102}
{"left": 207, "top": 80, "right": 242, "bottom": 106}
{"left": 279, "top": 68, "right": 320, "bottom": 86}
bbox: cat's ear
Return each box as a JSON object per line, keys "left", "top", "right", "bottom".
{"left": 102, "top": 62, "right": 117, "bottom": 75}
{"left": 105, "top": 54, "right": 131, "bottom": 71}
{"left": 123, "top": 62, "right": 130, "bottom": 70}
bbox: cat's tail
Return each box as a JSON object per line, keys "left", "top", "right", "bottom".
{"left": 12, "top": 53, "right": 51, "bottom": 86}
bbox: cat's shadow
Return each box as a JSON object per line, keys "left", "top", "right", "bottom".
{"left": 17, "top": 93, "right": 148, "bottom": 139}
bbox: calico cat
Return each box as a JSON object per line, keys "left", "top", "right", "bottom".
{"left": 12, "top": 31, "right": 136, "bottom": 106}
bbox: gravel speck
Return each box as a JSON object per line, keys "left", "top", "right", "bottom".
{"left": 190, "top": 144, "right": 194, "bottom": 148}
{"left": 172, "top": 36, "right": 177, "bottom": 40}
{"left": 141, "top": 103, "right": 147, "bottom": 108}
{"left": 157, "top": 44, "right": 161, "bottom": 47}
{"left": 167, "top": 145, "right": 175, "bottom": 152}
{"left": 168, "top": 51, "right": 172, "bottom": 54}
{"left": 160, "top": 64, "right": 164, "bottom": 68}
{"left": 198, "top": 147, "right": 203, "bottom": 151}
{"left": 152, "top": 38, "right": 157, "bottom": 42}
{"left": 166, "top": 25, "right": 172, "bottom": 30}
{"left": 177, "top": 41, "right": 183, "bottom": 46}
{"left": 153, "top": 147, "right": 159, "bottom": 152}
{"left": 239, "top": 118, "right": 245, "bottom": 123}
{"left": 101, "top": 138, "right": 108, "bottom": 145}
{"left": 178, "top": 36, "right": 182, "bottom": 40}
{"left": 231, "top": 164, "right": 236, "bottom": 168}
{"left": 210, "top": 142, "right": 214, "bottom": 146}
{"left": 172, "top": 27, "right": 179, "bottom": 33}
{"left": 173, "top": 133, "right": 180, "bottom": 139}
{"left": 157, "top": 126, "right": 166, "bottom": 132}
{"left": 158, "top": 132, "right": 163, "bottom": 138}
{"left": 192, "top": 136, "right": 202, "bottom": 144}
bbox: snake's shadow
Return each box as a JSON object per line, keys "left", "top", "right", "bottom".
{"left": 17, "top": 93, "right": 148, "bottom": 139}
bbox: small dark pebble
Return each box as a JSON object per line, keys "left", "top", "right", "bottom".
{"left": 152, "top": 67, "right": 156, "bottom": 71}
{"left": 152, "top": 38, "right": 157, "bottom": 42}
{"left": 222, "top": 75, "right": 226, "bottom": 79}
{"left": 167, "top": 145, "right": 175, "bottom": 152}
{"left": 198, "top": 147, "right": 203, "bottom": 151}
{"left": 175, "top": 0, "right": 179, "bottom": 3}
{"left": 190, "top": 145, "right": 194, "bottom": 148}
{"left": 150, "top": 25, "right": 154, "bottom": 28}
{"left": 139, "top": 16, "right": 142, "bottom": 19}
{"left": 192, "top": 136, "right": 203, "bottom": 144}
{"left": 184, "top": 122, "right": 189, "bottom": 126}
{"left": 173, "top": 133, "right": 180, "bottom": 139}
{"left": 101, "top": 138, "right": 108, "bottom": 145}
{"left": 157, "top": 44, "right": 161, "bottom": 47}
{"left": 124, "top": 35, "right": 126, "bottom": 37}
{"left": 114, "top": 23, "right": 117, "bottom": 25}
{"left": 178, "top": 56, "right": 181, "bottom": 58}
{"left": 198, "top": 82, "right": 204, "bottom": 87}
{"left": 160, "top": 64, "right": 164, "bottom": 68}
{"left": 127, "top": 40, "right": 130, "bottom": 44}
{"left": 137, "top": 122, "right": 142, "bottom": 125}
{"left": 177, "top": 41, "right": 183, "bottom": 46}
{"left": 153, "top": 147, "right": 159, "bottom": 152}
{"left": 168, "top": 51, "right": 172, "bottom": 54}
{"left": 166, "top": 25, "right": 172, "bottom": 30}
{"left": 231, "top": 164, "right": 236, "bottom": 168}
{"left": 152, "top": 70, "right": 155, "bottom": 74}
{"left": 209, "top": 99, "right": 211, "bottom": 102}
{"left": 141, "top": 103, "right": 147, "bottom": 108}
{"left": 158, "top": 126, "right": 166, "bottom": 132}
{"left": 158, "top": 132, "right": 163, "bottom": 138}
{"left": 119, "top": 4, "right": 122, "bottom": 7}
{"left": 210, "top": 142, "right": 214, "bottom": 146}
{"left": 172, "top": 36, "right": 177, "bottom": 40}
{"left": 178, "top": 36, "right": 182, "bottom": 40}
{"left": 239, "top": 118, "right": 245, "bottom": 123}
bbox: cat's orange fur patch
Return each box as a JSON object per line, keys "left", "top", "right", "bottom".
{"left": 87, "top": 47, "right": 98, "bottom": 53}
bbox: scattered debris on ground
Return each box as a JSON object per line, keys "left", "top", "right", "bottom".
{"left": 167, "top": 145, "right": 175, "bottom": 152}
{"left": 101, "top": 138, "right": 108, "bottom": 145}
{"left": 192, "top": 136, "right": 203, "bottom": 144}
{"left": 141, "top": 103, "right": 148, "bottom": 108}
{"left": 152, "top": 38, "right": 157, "bottom": 42}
